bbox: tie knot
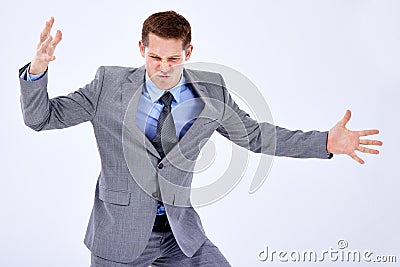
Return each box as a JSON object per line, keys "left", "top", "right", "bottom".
{"left": 160, "top": 92, "right": 174, "bottom": 108}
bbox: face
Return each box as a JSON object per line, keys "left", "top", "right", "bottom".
{"left": 139, "top": 33, "right": 193, "bottom": 90}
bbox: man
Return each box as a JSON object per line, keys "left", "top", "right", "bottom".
{"left": 19, "top": 11, "right": 382, "bottom": 266}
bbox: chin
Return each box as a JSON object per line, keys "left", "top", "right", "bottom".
{"left": 155, "top": 78, "right": 177, "bottom": 90}
{"left": 155, "top": 81, "right": 173, "bottom": 90}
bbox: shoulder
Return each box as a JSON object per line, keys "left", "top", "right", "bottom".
{"left": 96, "top": 66, "right": 140, "bottom": 80}
{"left": 101, "top": 65, "right": 137, "bottom": 72}
{"left": 184, "top": 68, "right": 224, "bottom": 86}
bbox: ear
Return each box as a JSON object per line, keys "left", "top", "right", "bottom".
{"left": 139, "top": 40, "right": 145, "bottom": 58}
{"left": 185, "top": 44, "right": 193, "bottom": 61}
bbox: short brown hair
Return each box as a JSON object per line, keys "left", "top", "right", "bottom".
{"left": 142, "top": 11, "right": 191, "bottom": 50}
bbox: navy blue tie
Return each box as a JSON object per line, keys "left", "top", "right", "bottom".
{"left": 151, "top": 92, "right": 178, "bottom": 215}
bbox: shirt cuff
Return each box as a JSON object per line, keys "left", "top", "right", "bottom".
{"left": 21, "top": 65, "right": 45, "bottom": 81}
{"left": 325, "top": 131, "right": 333, "bottom": 159}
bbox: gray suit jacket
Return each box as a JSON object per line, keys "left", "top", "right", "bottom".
{"left": 19, "top": 63, "right": 330, "bottom": 263}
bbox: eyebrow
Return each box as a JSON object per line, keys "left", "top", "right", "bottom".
{"left": 148, "top": 53, "right": 183, "bottom": 58}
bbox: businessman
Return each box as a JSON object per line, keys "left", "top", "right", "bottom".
{"left": 19, "top": 11, "right": 382, "bottom": 267}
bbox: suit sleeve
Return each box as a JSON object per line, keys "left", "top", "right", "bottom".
{"left": 19, "top": 63, "right": 104, "bottom": 131}
{"left": 215, "top": 74, "right": 331, "bottom": 159}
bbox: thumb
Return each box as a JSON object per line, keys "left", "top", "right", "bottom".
{"left": 338, "top": 109, "right": 351, "bottom": 127}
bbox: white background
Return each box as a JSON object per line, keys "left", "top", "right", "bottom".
{"left": 1, "top": 0, "right": 398, "bottom": 266}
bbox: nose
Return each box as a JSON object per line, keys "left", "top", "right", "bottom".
{"left": 159, "top": 59, "right": 170, "bottom": 73}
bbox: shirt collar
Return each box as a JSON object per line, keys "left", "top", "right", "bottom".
{"left": 145, "top": 71, "right": 185, "bottom": 104}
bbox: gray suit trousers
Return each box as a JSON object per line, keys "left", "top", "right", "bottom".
{"left": 90, "top": 230, "right": 231, "bottom": 267}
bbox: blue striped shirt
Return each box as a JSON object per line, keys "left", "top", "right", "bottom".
{"left": 136, "top": 71, "right": 204, "bottom": 215}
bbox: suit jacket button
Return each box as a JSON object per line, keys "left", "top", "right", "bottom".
{"left": 158, "top": 163, "right": 164, "bottom": 169}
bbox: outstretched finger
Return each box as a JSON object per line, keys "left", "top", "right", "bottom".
{"left": 359, "top": 139, "right": 383, "bottom": 146}
{"left": 356, "top": 145, "right": 380, "bottom": 154}
{"left": 52, "top": 30, "right": 63, "bottom": 47}
{"left": 39, "top": 35, "right": 53, "bottom": 53}
{"left": 349, "top": 152, "right": 365, "bottom": 164}
{"left": 46, "top": 30, "right": 62, "bottom": 60}
{"left": 358, "top": 129, "right": 380, "bottom": 137}
{"left": 40, "top": 17, "right": 54, "bottom": 44}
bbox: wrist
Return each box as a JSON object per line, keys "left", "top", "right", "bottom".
{"left": 29, "top": 59, "right": 48, "bottom": 75}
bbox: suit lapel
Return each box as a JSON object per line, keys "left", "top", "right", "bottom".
{"left": 121, "top": 66, "right": 160, "bottom": 158}
{"left": 121, "top": 66, "right": 217, "bottom": 159}
{"left": 163, "top": 68, "right": 221, "bottom": 158}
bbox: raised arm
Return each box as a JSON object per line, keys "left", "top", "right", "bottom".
{"left": 19, "top": 17, "right": 104, "bottom": 132}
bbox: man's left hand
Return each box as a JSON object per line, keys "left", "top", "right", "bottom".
{"left": 327, "top": 110, "right": 383, "bottom": 164}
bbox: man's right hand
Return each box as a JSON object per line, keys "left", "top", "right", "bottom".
{"left": 29, "top": 17, "right": 62, "bottom": 75}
